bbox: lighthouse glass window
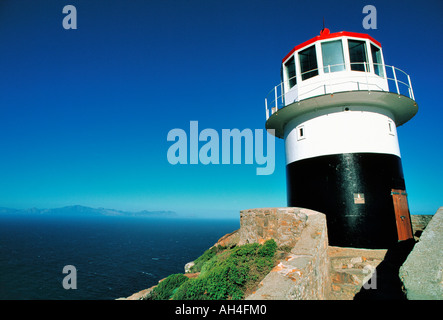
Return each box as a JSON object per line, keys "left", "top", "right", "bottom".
{"left": 348, "top": 40, "right": 368, "bottom": 72}
{"left": 284, "top": 56, "right": 297, "bottom": 88}
{"left": 299, "top": 45, "right": 318, "bottom": 80}
{"left": 371, "top": 44, "right": 384, "bottom": 77}
{"left": 321, "top": 40, "right": 345, "bottom": 73}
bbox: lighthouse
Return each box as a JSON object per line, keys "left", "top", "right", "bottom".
{"left": 265, "top": 29, "right": 418, "bottom": 249}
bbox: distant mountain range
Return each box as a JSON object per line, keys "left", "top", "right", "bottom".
{"left": 0, "top": 205, "right": 176, "bottom": 218}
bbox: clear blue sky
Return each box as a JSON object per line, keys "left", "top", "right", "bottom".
{"left": 0, "top": 0, "right": 441, "bottom": 218}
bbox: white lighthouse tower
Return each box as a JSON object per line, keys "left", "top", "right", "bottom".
{"left": 265, "top": 29, "right": 418, "bottom": 248}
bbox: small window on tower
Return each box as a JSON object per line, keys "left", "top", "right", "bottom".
{"left": 388, "top": 120, "right": 395, "bottom": 135}
{"left": 297, "top": 125, "right": 305, "bottom": 140}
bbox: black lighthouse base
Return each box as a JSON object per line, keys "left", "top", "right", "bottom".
{"left": 286, "top": 152, "right": 407, "bottom": 249}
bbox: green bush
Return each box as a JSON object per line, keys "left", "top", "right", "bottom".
{"left": 190, "top": 245, "right": 226, "bottom": 273}
{"left": 171, "top": 239, "right": 277, "bottom": 300}
{"left": 150, "top": 273, "right": 189, "bottom": 300}
{"left": 258, "top": 238, "right": 277, "bottom": 257}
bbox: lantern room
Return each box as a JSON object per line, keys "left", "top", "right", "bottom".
{"left": 281, "top": 29, "right": 387, "bottom": 104}
{"left": 265, "top": 29, "right": 417, "bottom": 138}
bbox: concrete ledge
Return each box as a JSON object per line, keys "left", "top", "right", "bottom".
{"left": 246, "top": 208, "right": 329, "bottom": 300}
{"left": 399, "top": 207, "right": 443, "bottom": 300}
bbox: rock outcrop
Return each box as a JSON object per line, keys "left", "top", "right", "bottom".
{"left": 400, "top": 207, "right": 443, "bottom": 300}
{"left": 213, "top": 229, "right": 240, "bottom": 248}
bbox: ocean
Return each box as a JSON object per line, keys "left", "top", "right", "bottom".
{"left": 0, "top": 213, "right": 239, "bottom": 300}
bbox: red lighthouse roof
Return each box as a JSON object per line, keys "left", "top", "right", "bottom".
{"left": 282, "top": 29, "right": 382, "bottom": 63}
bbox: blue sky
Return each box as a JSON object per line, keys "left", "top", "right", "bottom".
{"left": 0, "top": 0, "right": 442, "bottom": 218}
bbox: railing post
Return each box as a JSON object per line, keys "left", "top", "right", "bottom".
{"left": 392, "top": 66, "right": 400, "bottom": 95}
{"left": 274, "top": 86, "right": 278, "bottom": 112}
{"left": 364, "top": 63, "right": 369, "bottom": 91}
{"left": 281, "top": 82, "right": 284, "bottom": 106}
{"left": 407, "top": 74, "right": 415, "bottom": 100}
{"left": 328, "top": 65, "right": 333, "bottom": 94}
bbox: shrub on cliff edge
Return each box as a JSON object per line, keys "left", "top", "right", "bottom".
{"left": 150, "top": 273, "right": 189, "bottom": 300}
{"left": 190, "top": 244, "right": 226, "bottom": 273}
{"left": 172, "top": 239, "right": 277, "bottom": 300}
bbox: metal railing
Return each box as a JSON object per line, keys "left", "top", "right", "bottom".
{"left": 265, "top": 63, "right": 415, "bottom": 120}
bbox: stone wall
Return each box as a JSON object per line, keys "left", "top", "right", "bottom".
{"left": 239, "top": 207, "right": 308, "bottom": 247}
{"left": 245, "top": 208, "right": 330, "bottom": 300}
